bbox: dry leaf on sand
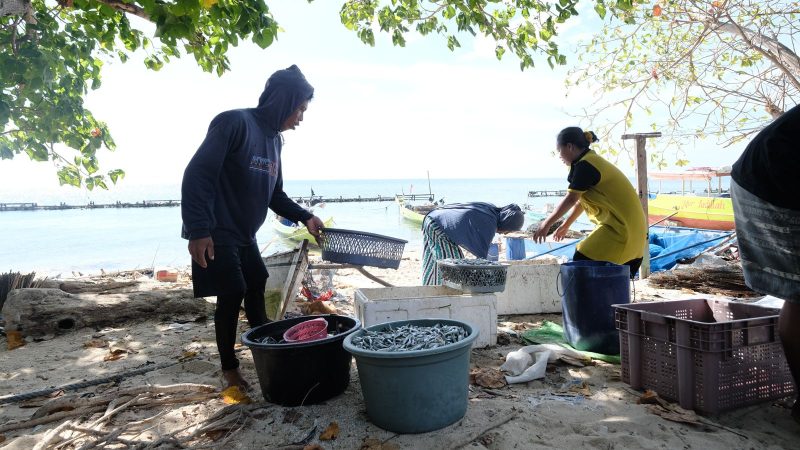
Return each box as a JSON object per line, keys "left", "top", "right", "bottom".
{"left": 83, "top": 339, "right": 108, "bottom": 348}
{"left": 469, "top": 368, "right": 507, "bottom": 389}
{"left": 7, "top": 331, "right": 25, "bottom": 350}
{"left": 320, "top": 421, "right": 340, "bottom": 441}
{"left": 303, "top": 445, "right": 324, "bottom": 450}
{"left": 103, "top": 347, "right": 130, "bottom": 361}
{"left": 360, "top": 437, "right": 400, "bottom": 450}
{"left": 221, "top": 386, "right": 252, "bottom": 405}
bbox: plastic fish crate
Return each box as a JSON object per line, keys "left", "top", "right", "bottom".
{"left": 320, "top": 228, "right": 407, "bottom": 269}
{"left": 437, "top": 259, "right": 508, "bottom": 293}
{"left": 614, "top": 299, "right": 796, "bottom": 415}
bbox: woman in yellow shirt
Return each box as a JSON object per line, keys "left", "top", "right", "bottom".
{"left": 533, "top": 127, "right": 647, "bottom": 277}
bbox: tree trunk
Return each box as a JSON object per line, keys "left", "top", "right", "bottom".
{"left": 2, "top": 288, "right": 212, "bottom": 337}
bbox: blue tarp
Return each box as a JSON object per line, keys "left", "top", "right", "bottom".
{"left": 520, "top": 225, "right": 732, "bottom": 273}
{"left": 648, "top": 226, "right": 732, "bottom": 271}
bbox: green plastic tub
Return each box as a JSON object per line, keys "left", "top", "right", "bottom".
{"left": 343, "top": 318, "right": 479, "bottom": 433}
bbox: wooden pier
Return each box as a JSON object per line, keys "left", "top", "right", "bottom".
{"left": 0, "top": 194, "right": 409, "bottom": 213}
{"left": 527, "top": 190, "right": 568, "bottom": 198}
{"left": 0, "top": 200, "right": 181, "bottom": 212}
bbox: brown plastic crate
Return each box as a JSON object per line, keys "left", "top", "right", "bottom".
{"left": 614, "top": 299, "right": 796, "bottom": 414}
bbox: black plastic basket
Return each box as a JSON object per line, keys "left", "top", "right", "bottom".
{"left": 437, "top": 258, "right": 508, "bottom": 293}
{"left": 320, "top": 228, "right": 407, "bottom": 269}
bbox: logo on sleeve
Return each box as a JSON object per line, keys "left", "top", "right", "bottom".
{"left": 250, "top": 156, "right": 278, "bottom": 177}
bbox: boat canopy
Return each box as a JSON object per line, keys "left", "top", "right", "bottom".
{"left": 649, "top": 167, "right": 731, "bottom": 181}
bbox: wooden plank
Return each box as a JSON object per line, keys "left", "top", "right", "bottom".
{"left": 278, "top": 240, "right": 309, "bottom": 320}
{"left": 622, "top": 132, "right": 662, "bottom": 279}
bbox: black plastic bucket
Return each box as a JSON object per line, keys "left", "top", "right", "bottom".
{"left": 241, "top": 314, "right": 361, "bottom": 406}
{"left": 559, "top": 261, "right": 630, "bottom": 355}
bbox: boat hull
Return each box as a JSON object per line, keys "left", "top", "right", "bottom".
{"left": 648, "top": 194, "right": 734, "bottom": 231}
{"left": 396, "top": 198, "right": 427, "bottom": 224}
{"left": 271, "top": 216, "right": 335, "bottom": 242}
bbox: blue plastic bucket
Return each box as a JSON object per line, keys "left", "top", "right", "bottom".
{"left": 558, "top": 261, "right": 630, "bottom": 355}
{"left": 487, "top": 243, "right": 499, "bottom": 261}
{"left": 505, "top": 237, "right": 526, "bottom": 260}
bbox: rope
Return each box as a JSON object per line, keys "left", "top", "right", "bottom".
{"left": 0, "top": 360, "right": 179, "bottom": 405}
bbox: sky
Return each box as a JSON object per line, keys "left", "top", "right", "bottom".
{"left": 0, "top": 0, "right": 741, "bottom": 197}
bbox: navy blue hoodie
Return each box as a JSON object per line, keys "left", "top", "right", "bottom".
{"left": 181, "top": 65, "right": 314, "bottom": 245}
{"left": 426, "top": 203, "right": 524, "bottom": 258}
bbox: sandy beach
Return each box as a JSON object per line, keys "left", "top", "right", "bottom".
{"left": 1, "top": 248, "right": 798, "bottom": 449}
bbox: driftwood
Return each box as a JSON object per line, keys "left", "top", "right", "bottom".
{"left": 2, "top": 288, "right": 213, "bottom": 337}
{"left": 647, "top": 264, "right": 759, "bottom": 297}
{"left": 0, "top": 383, "right": 218, "bottom": 449}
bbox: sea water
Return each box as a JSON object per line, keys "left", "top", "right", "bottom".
{"left": 0, "top": 177, "right": 709, "bottom": 276}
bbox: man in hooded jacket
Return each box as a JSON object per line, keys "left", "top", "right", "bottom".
{"left": 181, "top": 65, "right": 324, "bottom": 389}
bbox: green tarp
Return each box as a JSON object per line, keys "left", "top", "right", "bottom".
{"left": 521, "top": 320, "right": 621, "bottom": 365}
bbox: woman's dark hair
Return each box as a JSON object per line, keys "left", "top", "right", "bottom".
{"left": 557, "top": 127, "right": 599, "bottom": 150}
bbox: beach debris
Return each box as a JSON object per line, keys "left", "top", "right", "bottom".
{"left": 635, "top": 390, "right": 703, "bottom": 425}
{"left": 560, "top": 379, "right": 592, "bottom": 397}
{"left": 0, "top": 271, "right": 44, "bottom": 310}
{"left": 6, "top": 330, "right": 25, "bottom": 350}
{"left": 501, "top": 344, "right": 590, "bottom": 384}
{"left": 283, "top": 409, "right": 303, "bottom": 424}
{"left": 648, "top": 264, "right": 758, "bottom": 297}
{"left": 299, "top": 299, "right": 338, "bottom": 316}
{"left": 221, "top": 385, "right": 252, "bottom": 405}
{"left": 102, "top": 346, "right": 132, "bottom": 362}
{"left": 1, "top": 383, "right": 217, "bottom": 436}
{"left": 319, "top": 421, "right": 340, "bottom": 440}
{"left": 350, "top": 323, "right": 467, "bottom": 352}
{"left": 360, "top": 437, "right": 400, "bottom": 450}
{"left": 83, "top": 338, "right": 109, "bottom": 349}
{"left": 470, "top": 368, "right": 507, "bottom": 389}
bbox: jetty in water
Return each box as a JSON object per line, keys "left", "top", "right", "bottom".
{"left": 0, "top": 194, "right": 412, "bottom": 212}
{"left": 0, "top": 200, "right": 181, "bottom": 212}
{"left": 528, "top": 190, "right": 568, "bottom": 198}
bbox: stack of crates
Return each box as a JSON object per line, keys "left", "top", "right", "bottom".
{"left": 614, "top": 299, "right": 796, "bottom": 414}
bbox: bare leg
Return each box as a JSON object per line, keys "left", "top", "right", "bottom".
{"left": 222, "top": 368, "right": 251, "bottom": 391}
{"left": 778, "top": 302, "right": 800, "bottom": 423}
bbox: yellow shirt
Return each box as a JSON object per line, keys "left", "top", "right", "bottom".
{"left": 567, "top": 150, "right": 647, "bottom": 264}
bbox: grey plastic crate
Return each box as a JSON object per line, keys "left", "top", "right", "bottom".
{"left": 437, "top": 259, "right": 508, "bottom": 293}
{"left": 614, "top": 299, "right": 796, "bottom": 415}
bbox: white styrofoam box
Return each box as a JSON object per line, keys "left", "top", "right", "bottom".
{"left": 354, "top": 285, "right": 497, "bottom": 348}
{"left": 495, "top": 258, "right": 562, "bottom": 315}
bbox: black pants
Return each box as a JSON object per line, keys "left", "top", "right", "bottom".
{"left": 573, "top": 250, "right": 643, "bottom": 280}
{"left": 192, "top": 243, "right": 268, "bottom": 371}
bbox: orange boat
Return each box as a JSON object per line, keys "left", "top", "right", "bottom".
{"left": 647, "top": 168, "right": 735, "bottom": 231}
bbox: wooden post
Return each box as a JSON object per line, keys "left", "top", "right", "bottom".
{"left": 621, "top": 132, "right": 661, "bottom": 279}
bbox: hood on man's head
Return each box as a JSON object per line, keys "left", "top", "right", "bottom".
{"left": 256, "top": 65, "right": 314, "bottom": 132}
{"left": 498, "top": 204, "right": 524, "bottom": 232}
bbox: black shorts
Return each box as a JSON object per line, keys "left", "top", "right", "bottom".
{"left": 191, "top": 243, "right": 268, "bottom": 298}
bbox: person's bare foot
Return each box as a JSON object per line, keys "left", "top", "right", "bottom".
{"left": 222, "top": 368, "right": 251, "bottom": 391}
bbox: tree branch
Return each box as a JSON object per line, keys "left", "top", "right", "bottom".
{"left": 714, "top": 16, "right": 800, "bottom": 91}
{"left": 94, "top": 0, "right": 150, "bottom": 20}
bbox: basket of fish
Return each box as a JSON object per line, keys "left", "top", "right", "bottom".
{"left": 343, "top": 318, "right": 479, "bottom": 433}
{"left": 437, "top": 258, "right": 508, "bottom": 293}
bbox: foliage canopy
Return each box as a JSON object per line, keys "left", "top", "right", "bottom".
{"left": 568, "top": 0, "right": 800, "bottom": 167}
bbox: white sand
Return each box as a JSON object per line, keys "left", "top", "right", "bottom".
{"left": 0, "top": 249, "right": 798, "bottom": 449}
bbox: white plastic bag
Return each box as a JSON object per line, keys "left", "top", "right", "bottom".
{"left": 500, "top": 344, "right": 588, "bottom": 384}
